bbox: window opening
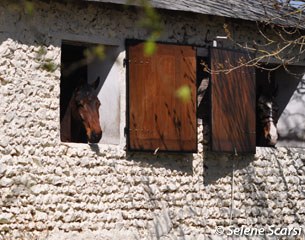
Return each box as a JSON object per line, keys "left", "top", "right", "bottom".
{"left": 60, "top": 41, "right": 121, "bottom": 144}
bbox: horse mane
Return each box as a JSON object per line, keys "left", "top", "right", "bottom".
{"left": 61, "top": 83, "right": 88, "bottom": 143}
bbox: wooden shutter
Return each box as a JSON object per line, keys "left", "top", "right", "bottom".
{"left": 211, "top": 48, "right": 256, "bottom": 153}
{"left": 127, "top": 41, "right": 197, "bottom": 152}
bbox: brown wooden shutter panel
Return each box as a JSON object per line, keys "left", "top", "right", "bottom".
{"left": 127, "top": 42, "right": 197, "bottom": 152}
{"left": 211, "top": 48, "right": 256, "bottom": 153}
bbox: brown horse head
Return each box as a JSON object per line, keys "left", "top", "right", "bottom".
{"left": 257, "top": 93, "right": 279, "bottom": 147}
{"left": 73, "top": 77, "right": 102, "bottom": 143}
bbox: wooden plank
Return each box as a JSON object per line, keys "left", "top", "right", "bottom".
{"left": 128, "top": 42, "right": 197, "bottom": 152}
{"left": 211, "top": 48, "right": 256, "bottom": 153}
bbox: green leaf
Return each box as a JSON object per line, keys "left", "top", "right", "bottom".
{"left": 93, "top": 45, "right": 105, "bottom": 60}
{"left": 41, "top": 62, "right": 57, "bottom": 72}
{"left": 0, "top": 218, "right": 10, "bottom": 224}
{"left": 144, "top": 40, "right": 156, "bottom": 56}
{"left": 24, "top": 1, "right": 35, "bottom": 16}
{"left": 36, "top": 46, "right": 47, "bottom": 58}
{"left": 176, "top": 85, "right": 192, "bottom": 103}
{"left": 84, "top": 45, "right": 105, "bottom": 61}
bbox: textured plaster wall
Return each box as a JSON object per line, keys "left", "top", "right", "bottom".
{"left": 0, "top": 1, "right": 305, "bottom": 240}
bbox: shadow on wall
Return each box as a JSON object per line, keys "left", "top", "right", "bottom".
{"left": 204, "top": 151, "right": 255, "bottom": 185}
{"left": 126, "top": 152, "right": 194, "bottom": 176}
{"left": 240, "top": 147, "right": 305, "bottom": 225}
{"left": 0, "top": 2, "right": 62, "bottom": 48}
{"left": 204, "top": 146, "right": 305, "bottom": 226}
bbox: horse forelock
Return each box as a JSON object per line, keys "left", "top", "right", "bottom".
{"left": 258, "top": 95, "right": 278, "bottom": 118}
{"left": 75, "top": 84, "right": 97, "bottom": 102}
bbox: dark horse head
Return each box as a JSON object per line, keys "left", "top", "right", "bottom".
{"left": 72, "top": 77, "right": 102, "bottom": 143}
{"left": 256, "top": 85, "right": 279, "bottom": 147}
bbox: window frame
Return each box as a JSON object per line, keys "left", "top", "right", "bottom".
{"left": 60, "top": 40, "right": 122, "bottom": 145}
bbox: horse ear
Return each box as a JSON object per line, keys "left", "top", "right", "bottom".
{"left": 90, "top": 76, "right": 100, "bottom": 90}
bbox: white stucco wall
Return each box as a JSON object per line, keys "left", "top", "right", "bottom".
{"left": 87, "top": 45, "right": 124, "bottom": 145}
{"left": 276, "top": 67, "right": 305, "bottom": 148}
{"left": 0, "top": 1, "right": 305, "bottom": 240}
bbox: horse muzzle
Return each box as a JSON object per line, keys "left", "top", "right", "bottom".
{"left": 266, "top": 133, "right": 278, "bottom": 147}
{"left": 88, "top": 131, "right": 102, "bottom": 143}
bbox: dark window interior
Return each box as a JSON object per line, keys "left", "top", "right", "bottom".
{"left": 60, "top": 42, "right": 88, "bottom": 143}
{"left": 197, "top": 55, "right": 210, "bottom": 122}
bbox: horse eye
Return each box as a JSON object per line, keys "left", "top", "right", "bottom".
{"left": 76, "top": 101, "right": 83, "bottom": 108}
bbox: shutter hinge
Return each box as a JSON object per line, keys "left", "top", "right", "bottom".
{"left": 124, "top": 127, "right": 129, "bottom": 136}
{"left": 123, "top": 58, "right": 128, "bottom": 68}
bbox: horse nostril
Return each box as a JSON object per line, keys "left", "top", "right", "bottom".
{"left": 89, "top": 132, "right": 102, "bottom": 143}
{"left": 267, "top": 133, "right": 277, "bottom": 147}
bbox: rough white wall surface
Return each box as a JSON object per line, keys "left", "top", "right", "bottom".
{"left": 0, "top": 1, "right": 305, "bottom": 240}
